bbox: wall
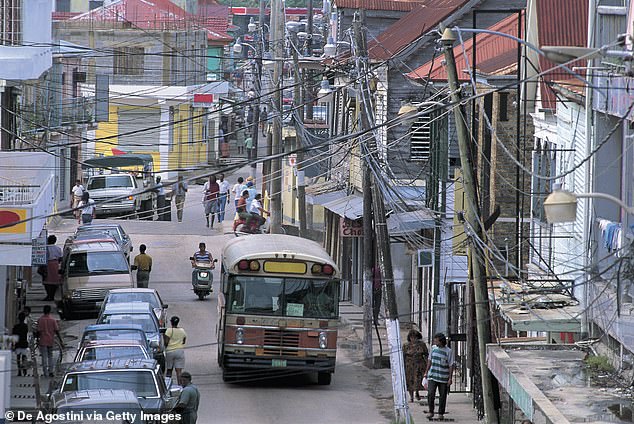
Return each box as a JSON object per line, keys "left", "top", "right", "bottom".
{"left": 391, "top": 242, "right": 412, "bottom": 321}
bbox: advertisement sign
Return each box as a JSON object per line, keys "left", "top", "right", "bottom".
{"left": 340, "top": 217, "right": 363, "bottom": 237}
{"left": 31, "top": 229, "right": 48, "bottom": 266}
{"left": 0, "top": 208, "right": 27, "bottom": 234}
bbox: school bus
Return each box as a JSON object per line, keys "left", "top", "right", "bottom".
{"left": 217, "top": 234, "right": 340, "bottom": 385}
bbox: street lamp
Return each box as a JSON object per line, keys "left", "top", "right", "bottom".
{"left": 248, "top": 17, "right": 257, "bottom": 33}
{"left": 544, "top": 187, "right": 634, "bottom": 223}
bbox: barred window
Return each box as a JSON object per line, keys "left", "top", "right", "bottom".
{"left": 410, "top": 113, "right": 433, "bottom": 162}
{"left": 0, "top": 0, "right": 21, "bottom": 46}
{"left": 113, "top": 47, "right": 144, "bottom": 76}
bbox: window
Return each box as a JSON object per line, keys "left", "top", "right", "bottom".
{"left": 410, "top": 110, "right": 441, "bottom": 162}
{"left": 113, "top": 47, "right": 144, "bottom": 76}
{"left": 498, "top": 92, "right": 509, "bottom": 122}
{"left": 56, "top": 0, "right": 70, "bottom": 12}
{"left": 0, "top": 0, "right": 21, "bottom": 45}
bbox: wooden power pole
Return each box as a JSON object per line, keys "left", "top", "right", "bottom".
{"left": 269, "top": 0, "right": 284, "bottom": 234}
{"left": 353, "top": 12, "right": 411, "bottom": 424}
{"left": 441, "top": 28, "right": 497, "bottom": 423}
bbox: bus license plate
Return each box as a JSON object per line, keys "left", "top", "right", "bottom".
{"left": 272, "top": 359, "right": 287, "bottom": 367}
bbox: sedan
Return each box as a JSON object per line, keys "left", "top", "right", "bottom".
{"left": 74, "top": 223, "right": 133, "bottom": 260}
{"left": 100, "top": 288, "right": 168, "bottom": 327}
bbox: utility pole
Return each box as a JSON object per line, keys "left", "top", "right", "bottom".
{"left": 248, "top": 0, "right": 266, "bottom": 177}
{"left": 290, "top": 32, "right": 308, "bottom": 238}
{"left": 269, "top": 0, "right": 284, "bottom": 234}
{"left": 353, "top": 13, "right": 410, "bottom": 423}
{"left": 441, "top": 28, "right": 497, "bottom": 424}
{"left": 362, "top": 153, "right": 374, "bottom": 363}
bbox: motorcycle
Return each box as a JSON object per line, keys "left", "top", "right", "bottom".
{"left": 232, "top": 213, "right": 267, "bottom": 236}
{"left": 189, "top": 257, "right": 217, "bottom": 300}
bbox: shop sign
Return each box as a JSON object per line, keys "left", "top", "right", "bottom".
{"left": 31, "top": 229, "right": 47, "bottom": 265}
{"left": 0, "top": 208, "right": 27, "bottom": 234}
{"left": 340, "top": 217, "right": 363, "bottom": 237}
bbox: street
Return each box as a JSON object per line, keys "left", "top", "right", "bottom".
{"left": 51, "top": 181, "right": 393, "bottom": 424}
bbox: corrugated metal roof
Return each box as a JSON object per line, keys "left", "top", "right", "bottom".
{"left": 70, "top": 0, "right": 232, "bottom": 42}
{"left": 334, "top": 0, "right": 427, "bottom": 12}
{"left": 368, "top": 0, "right": 469, "bottom": 60}
{"left": 536, "top": 0, "right": 588, "bottom": 110}
{"left": 408, "top": 12, "right": 524, "bottom": 81}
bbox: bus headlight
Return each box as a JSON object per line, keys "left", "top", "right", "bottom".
{"left": 235, "top": 327, "right": 245, "bottom": 345}
{"left": 319, "top": 332, "right": 327, "bottom": 349}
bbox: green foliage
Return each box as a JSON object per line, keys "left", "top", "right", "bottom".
{"left": 585, "top": 355, "right": 614, "bottom": 373}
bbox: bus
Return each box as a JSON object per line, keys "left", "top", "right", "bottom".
{"left": 217, "top": 234, "right": 340, "bottom": 385}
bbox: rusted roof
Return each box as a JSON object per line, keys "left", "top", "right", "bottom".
{"left": 407, "top": 12, "right": 524, "bottom": 81}
{"left": 70, "top": 0, "right": 232, "bottom": 42}
{"left": 536, "top": 0, "right": 588, "bottom": 109}
{"left": 368, "top": 0, "right": 470, "bottom": 61}
{"left": 333, "top": 0, "right": 426, "bottom": 12}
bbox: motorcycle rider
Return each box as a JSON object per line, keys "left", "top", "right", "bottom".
{"left": 248, "top": 193, "right": 270, "bottom": 228}
{"left": 191, "top": 243, "right": 214, "bottom": 268}
{"left": 233, "top": 190, "right": 251, "bottom": 231}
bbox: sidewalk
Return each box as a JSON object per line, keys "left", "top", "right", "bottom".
{"left": 339, "top": 301, "right": 481, "bottom": 423}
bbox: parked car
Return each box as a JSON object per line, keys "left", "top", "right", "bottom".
{"left": 49, "top": 389, "right": 143, "bottom": 424}
{"left": 56, "top": 359, "right": 179, "bottom": 415}
{"left": 96, "top": 302, "right": 165, "bottom": 360}
{"left": 73, "top": 223, "right": 133, "bottom": 260}
{"left": 74, "top": 339, "right": 151, "bottom": 362}
{"left": 101, "top": 288, "right": 167, "bottom": 327}
{"left": 79, "top": 324, "right": 163, "bottom": 369}
{"left": 86, "top": 174, "right": 141, "bottom": 216}
{"left": 60, "top": 240, "right": 134, "bottom": 319}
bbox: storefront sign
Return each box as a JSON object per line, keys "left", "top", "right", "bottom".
{"left": 0, "top": 208, "right": 27, "bottom": 234}
{"left": 340, "top": 217, "right": 363, "bottom": 237}
{"left": 31, "top": 229, "right": 47, "bottom": 265}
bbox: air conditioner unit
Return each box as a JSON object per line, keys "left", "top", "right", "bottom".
{"left": 417, "top": 249, "right": 433, "bottom": 268}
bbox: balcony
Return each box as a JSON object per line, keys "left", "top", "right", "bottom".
{"left": 20, "top": 97, "right": 94, "bottom": 133}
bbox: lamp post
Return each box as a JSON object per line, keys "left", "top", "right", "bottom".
{"left": 544, "top": 187, "right": 634, "bottom": 224}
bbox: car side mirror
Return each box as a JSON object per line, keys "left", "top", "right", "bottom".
{"left": 159, "top": 328, "right": 167, "bottom": 334}
{"left": 150, "top": 340, "right": 159, "bottom": 348}
{"left": 163, "top": 304, "right": 168, "bottom": 309}
{"left": 213, "top": 259, "right": 218, "bottom": 263}
{"left": 169, "top": 386, "right": 182, "bottom": 398}
{"left": 130, "top": 246, "right": 133, "bottom": 252}
{"left": 131, "top": 265, "right": 138, "bottom": 270}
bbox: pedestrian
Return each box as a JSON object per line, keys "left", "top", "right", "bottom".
{"left": 245, "top": 135, "right": 254, "bottom": 161}
{"left": 217, "top": 174, "right": 230, "bottom": 224}
{"left": 12, "top": 312, "right": 29, "bottom": 376}
{"left": 260, "top": 106, "right": 268, "bottom": 135}
{"left": 155, "top": 176, "right": 167, "bottom": 221}
{"left": 403, "top": 329, "right": 428, "bottom": 402}
{"left": 164, "top": 316, "right": 187, "bottom": 381}
{"left": 236, "top": 128, "right": 245, "bottom": 155}
{"left": 231, "top": 177, "right": 245, "bottom": 208}
{"left": 424, "top": 333, "right": 455, "bottom": 421}
{"left": 77, "top": 192, "right": 96, "bottom": 224}
{"left": 36, "top": 305, "right": 64, "bottom": 377}
{"left": 174, "top": 371, "right": 200, "bottom": 424}
{"left": 133, "top": 244, "right": 152, "bottom": 288}
{"left": 202, "top": 175, "right": 220, "bottom": 228}
{"left": 43, "top": 235, "right": 63, "bottom": 301}
{"left": 70, "top": 179, "right": 84, "bottom": 224}
{"left": 174, "top": 176, "right": 188, "bottom": 223}
{"left": 22, "top": 306, "right": 34, "bottom": 338}
{"left": 245, "top": 181, "right": 257, "bottom": 211}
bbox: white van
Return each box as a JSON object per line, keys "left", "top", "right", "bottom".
{"left": 60, "top": 240, "right": 134, "bottom": 319}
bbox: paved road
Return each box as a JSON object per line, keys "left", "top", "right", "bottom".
{"left": 52, "top": 180, "right": 394, "bottom": 424}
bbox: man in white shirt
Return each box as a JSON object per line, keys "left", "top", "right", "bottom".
{"left": 217, "top": 173, "right": 231, "bottom": 223}
{"left": 248, "top": 193, "right": 269, "bottom": 227}
{"left": 231, "top": 177, "right": 245, "bottom": 208}
{"left": 71, "top": 180, "right": 84, "bottom": 224}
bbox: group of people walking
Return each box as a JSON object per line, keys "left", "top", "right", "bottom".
{"left": 403, "top": 330, "right": 455, "bottom": 421}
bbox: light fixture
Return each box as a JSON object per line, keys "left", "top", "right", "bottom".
{"left": 317, "top": 77, "right": 333, "bottom": 103}
{"left": 233, "top": 37, "right": 243, "bottom": 54}
{"left": 323, "top": 37, "right": 336, "bottom": 57}
{"left": 397, "top": 103, "right": 418, "bottom": 117}
{"left": 543, "top": 185, "right": 634, "bottom": 224}
{"left": 540, "top": 46, "right": 603, "bottom": 64}
{"left": 248, "top": 18, "right": 257, "bottom": 33}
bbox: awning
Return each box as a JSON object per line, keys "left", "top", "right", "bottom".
{"left": 387, "top": 209, "right": 436, "bottom": 235}
{"left": 322, "top": 194, "right": 364, "bottom": 220}
{"left": 306, "top": 180, "right": 347, "bottom": 206}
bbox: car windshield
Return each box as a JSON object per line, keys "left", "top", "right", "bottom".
{"left": 77, "top": 228, "right": 122, "bottom": 243}
{"left": 227, "top": 276, "right": 338, "bottom": 318}
{"left": 62, "top": 371, "right": 158, "bottom": 397}
{"left": 88, "top": 176, "right": 134, "bottom": 190}
{"left": 68, "top": 251, "right": 129, "bottom": 276}
{"left": 81, "top": 329, "right": 146, "bottom": 345}
{"left": 98, "top": 314, "right": 158, "bottom": 334}
{"left": 108, "top": 293, "right": 160, "bottom": 309}
{"left": 80, "top": 346, "right": 147, "bottom": 361}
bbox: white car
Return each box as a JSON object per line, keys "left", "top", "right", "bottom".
{"left": 100, "top": 288, "right": 168, "bottom": 327}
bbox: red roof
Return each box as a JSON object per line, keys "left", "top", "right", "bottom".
{"left": 368, "top": 0, "right": 469, "bottom": 60}
{"left": 52, "top": 12, "right": 81, "bottom": 21}
{"left": 71, "top": 0, "right": 232, "bottom": 42}
{"left": 334, "top": 0, "right": 427, "bottom": 12}
{"left": 536, "top": 0, "right": 588, "bottom": 109}
{"left": 407, "top": 12, "right": 524, "bottom": 81}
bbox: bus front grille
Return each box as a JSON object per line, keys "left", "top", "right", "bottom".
{"left": 263, "top": 330, "right": 300, "bottom": 356}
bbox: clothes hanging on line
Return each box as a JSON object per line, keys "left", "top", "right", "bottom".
{"left": 598, "top": 219, "right": 622, "bottom": 252}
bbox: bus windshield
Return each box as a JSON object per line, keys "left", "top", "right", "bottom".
{"left": 227, "top": 276, "right": 339, "bottom": 319}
